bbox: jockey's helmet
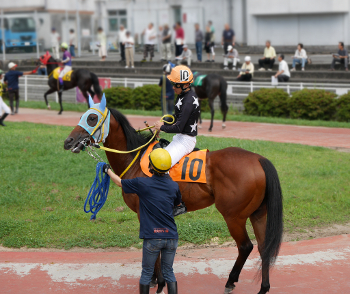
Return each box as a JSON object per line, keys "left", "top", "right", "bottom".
{"left": 61, "top": 42, "right": 69, "bottom": 49}
{"left": 149, "top": 148, "right": 172, "bottom": 174}
{"left": 167, "top": 65, "right": 193, "bottom": 85}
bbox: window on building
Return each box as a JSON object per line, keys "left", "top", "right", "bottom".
{"left": 108, "top": 10, "right": 127, "bottom": 32}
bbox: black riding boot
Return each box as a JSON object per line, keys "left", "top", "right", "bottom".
{"left": 167, "top": 282, "right": 178, "bottom": 294}
{"left": 139, "top": 283, "right": 150, "bottom": 294}
{"left": 0, "top": 113, "right": 9, "bottom": 126}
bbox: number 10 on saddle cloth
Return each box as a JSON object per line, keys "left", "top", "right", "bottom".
{"left": 141, "top": 142, "right": 208, "bottom": 183}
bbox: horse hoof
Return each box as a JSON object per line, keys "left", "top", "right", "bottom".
{"left": 208, "top": 129, "right": 212, "bottom": 132}
{"left": 222, "top": 124, "right": 226, "bottom": 129}
{"left": 198, "top": 124, "right": 202, "bottom": 129}
{"left": 58, "top": 111, "right": 62, "bottom": 115}
{"left": 224, "top": 286, "right": 235, "bottom": 294}
{"left": 47, "top": 104, "right": 51, "bottom": 110}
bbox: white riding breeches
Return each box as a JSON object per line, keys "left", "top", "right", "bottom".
{"left": 224, "top": 57, "right": 239, "bottom": 67}
{"left": 59, "top": 66, "right": 72, "bottom": 78}
{"left": 165, "top": 134, "right": 197, "bottom": 167}
{"left": 0, "top": 96, "right": 11, "bottom": 114}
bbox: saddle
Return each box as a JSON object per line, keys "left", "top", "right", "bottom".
{"left": 141, "top": 141, "right": 208, "bottom": 183}
{"left": 52, "top": 68, "right": 73, "bottom": 81}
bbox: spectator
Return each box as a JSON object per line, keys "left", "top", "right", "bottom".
{"left": 291, "top": 43, "right": 308, "bottom": 71}
{"left": 124, "top": 31, "right": 135, "bottom": 69}
{"left": 176, "top": 44, "right": 192, "bottom": 66}
{"left": 222, "top": 23, "right": 235, "bottom": 54}
{"left": 208, "top": 20, "right": 215, "bottom": 37}
{"left": 175, "top": 22, "right": 185, "bottom": 56}
{"left": 0, "top": 70, "right": 10, "bottom": 126}
{"left": 69, "top": 29, "right": 76, "bottom": 58}
{"left": 274, "top": 54, "right": 290, "bottom": 82}
{"left": 51, "top": 27, "right": 60, "bottom": 59}
{"left": 161, "top": 24, "right": 172, "bottom": 62}
{"left": 4, "top": 62, "right": 36, "bottom": 115}
{"left": 194, "top": 23, "right": 203, "bottom": 62}
{"left": 159, "top": 64, "right": 175, "bottom": 115}
{"left": 237, "top": 56, "right": 254, "bottom": 81}
{"left": 223, "top": 45, "right": 239, "bottom": 70}
{"left": 118, "top": 25, "right": 127, "bottom": 62}
{"left": 330, "top": 42, "right": 348, "bottom": 71}
{"left": 258, "top": 40, "right": 276, "bottom": 71}
{"left": 37, "top": 65, "right": 47, "bottom": 76}
{"left": 97, "top": 27, "right": 107, "bottom": 61}
{"left": 141, "top": 23, "right": 156, "bottom": 62}
{"left": 204, "top": 26, "right": 215, "bottom": 62}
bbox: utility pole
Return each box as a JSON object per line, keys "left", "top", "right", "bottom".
{"left": 1, "top": 9, "right": 5, "bottom": 61}
{"left": 35, "top": 10, "right": 40, "bottom": 58}
{"left": 76, "top": 0, "right": 81, "bottom": 57}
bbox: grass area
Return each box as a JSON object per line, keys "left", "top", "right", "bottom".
{"left": 19, "top": 100, "right": 350, "bottom": 129}
{"left": 1, "top": 122, "right": 350, "bottom": 249}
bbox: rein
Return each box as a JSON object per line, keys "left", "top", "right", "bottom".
{"left": 80, "top": 112, "right": 174, "bottom": 178}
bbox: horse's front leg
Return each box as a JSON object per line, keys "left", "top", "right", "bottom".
{"left": 43, "top": 88, "right": 56, "bottom": 110}
{"left": 154, "top": 253, "right": 166, "bottom": 294}
{"left": 198, "top": 100, "right": 203, "bottom": 129}
{"left": 58, "top": 91, "right": 63, "bottom": 115}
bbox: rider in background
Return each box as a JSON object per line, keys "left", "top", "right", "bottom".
{"left": 154, "top": 65, "right": 200, "bottom": 167}
{"left": 58, "top": 42, "right": 72, "bottom": 93}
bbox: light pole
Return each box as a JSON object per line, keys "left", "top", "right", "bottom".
{"left": 1, "top": 9, "right": 5, "bottom": 61}
{"left": 76, "top": 0, "right": 81, "bottom": 57}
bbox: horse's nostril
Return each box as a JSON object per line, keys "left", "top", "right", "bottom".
{"left": 66, "top": 137, "right": 74, "bottom": 143}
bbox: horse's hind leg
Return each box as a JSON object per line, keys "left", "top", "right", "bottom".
{"left": 220, "top": 92, "right": 228, "bottom": 129}
{"left": 223, "top": 217, "right": 253, "bottom": 293}
{"left": 44, "top": 88, "right": 56, "bottom": 110}
{"left": 250, "top": 205, "right": 270, "bottom": 294}
{"left": 198, "top": 100, "right": 203, "bottom": 128}
{"left": 208, "top": 98, "right": 215, "bottom": 132}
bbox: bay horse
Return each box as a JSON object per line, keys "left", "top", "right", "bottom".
{"left": 39, "top": 52, "right": 102, "bottom": 115}
{"left": 193, "top": 73, "right": 228, "bottom": 132}
{"left": 63, "top": 103, "right": 283, "bottom": 294}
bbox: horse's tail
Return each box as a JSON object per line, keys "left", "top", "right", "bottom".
{"left": 219, "top": 77, "right": 228, "bottom": 114}
{"left": 258, "top": 157, "right": 283, "bottom": 275}
{"left": 90, "top": 72, "right": 102, "bottom": 98}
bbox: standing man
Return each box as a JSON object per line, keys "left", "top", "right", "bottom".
{"left": 124, "top": 31, "right": 135, "bottom": 69}
{"left": 97, "top": 27, "right": 107, "bottom": 61}
{"left": 161, "top": 24, "right": 172, "bottom": 62}
{"left": 222, "top": 23, "right": 235, "bottom": 54}
{"left": 194, "top": 23, "right": 203, "bottom": 62}
{"left": 4, "top": 62, "right": 36, "bottom": 114}
{"left": 104, "top": 148, "right": 181, "bottom": 294}
{"left": 274, "top": 54, "right": 290, "bottom": 82}
{"left": 175, "top": 22, "right": 185, "bottom": 57}
{"left": 159, "top": 64, "right": 175, "bottom": 115}
{"left": 330, "top": 42, "right": 348, "bottom": 71}
{"left": 0, "top": 70, "right": 11, "bottom": 126}
{"left": 51, "top": 28, "right": 60, "bottom": 59}
{"left": 118, "top": 25, "right": 127, "bottom": 62}
{"left": 258, "top": 40, "right": 276, "bottom": 71}
{"left": 69, "top": 29, "right": 76, "bottom": 58}
{"left": 141, "top": 23, "right": 156, "bottom": 62}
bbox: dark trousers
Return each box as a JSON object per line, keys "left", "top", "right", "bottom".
{"left": 277, "top": 75, "right": 289, "bottom": 82}
{"left": 175, "top": 44, "right": 183, "bottom": 56}
{"left": 258, "top": 58, "right": 275, "bottom": 69}
{"left": 331, "top": 57, "right": 348, "bottom": 69}
{"left": 237, "top": 74, "right": 252, "bottom": 81}
{"left": 8, "top": 89, "right": 19, "bottom": 113}
{"left": 223, "top": 42, "right": 232, "bottom": 54}
{"left": 120, "top": 42, "right": 125, "bottom": 60}
{"left": 144, "top": 44, "right": 155, "bottom": 59}
{"left": 195, "top": 41, "right": 202, "bottom": 61}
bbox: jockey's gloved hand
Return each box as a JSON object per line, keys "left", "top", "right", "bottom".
{"left": 103, "top": 164, "right": 111, "bottom": 174}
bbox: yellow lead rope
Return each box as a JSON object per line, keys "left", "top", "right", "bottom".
{"left": 119, "top": 150, "right": 141, "bottom": 178}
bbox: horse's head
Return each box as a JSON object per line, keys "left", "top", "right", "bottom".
{"left": 64, "top": 94, "right": 110, "bottom": 153}
{"left": 39, "top": 51, "right": 52, "bottom": 65}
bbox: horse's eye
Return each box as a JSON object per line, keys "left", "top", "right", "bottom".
{"left": 90, "top": 117, "right": 96, "bottom": 120}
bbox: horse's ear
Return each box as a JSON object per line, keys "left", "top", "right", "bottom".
{"left": 88, "top": 95, "right": 94, "bottom": 108}
{"left": 99, "top": 93, "right": 106, "bottom": 112}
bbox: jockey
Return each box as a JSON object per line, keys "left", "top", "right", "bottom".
{"left": 154, "top": 65, "right": 200, "bottom": 167}
{"left": 58, "top": 42, "right": 72, "bottom": 92}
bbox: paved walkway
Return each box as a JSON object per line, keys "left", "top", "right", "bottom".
{"left": 1, "top": 235, "right": 349, "bottom": 293}
{"left": 6, "top": 108, "right": 350, "bottom": 149}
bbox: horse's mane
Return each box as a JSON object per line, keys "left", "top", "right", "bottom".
{"left": 109, "top": 108, "right": 155, "bottom": 152}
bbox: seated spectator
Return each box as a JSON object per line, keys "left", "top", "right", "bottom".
{"left": 204, "top": 26, "right": 215, "bottom": 62}
{"left": 237, "top": 56, "right": 254, "bottom": 81}
{"left": 274, "top": 54, "right": 290, "bottom": 82}
{"left": 176, "top": 44, "right": 192, "bottom": 66}
{"left": 330, "top": 42, "right": 348, "bottom": 71}
{"left": 37, "top": 65, "right": 47, "bottom": 76}
{"left": 291, "top": 43, "right": 308, "bottom": 71}
{"left": 123, "top": 31, "right": 135, "bottom": 68}
{"left": 223, "top": 45, "right": 239, "bottom": 70}
{"left": 258, "top": 40, "right": 276, "bottom": 71}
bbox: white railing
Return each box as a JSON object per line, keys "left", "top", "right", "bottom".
{"left": 19, "top": 76, "right": 350, "bottom": 109}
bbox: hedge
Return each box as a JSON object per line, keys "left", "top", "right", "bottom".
{"left": 244, "top": 88, "right": 349, "bottom": 122}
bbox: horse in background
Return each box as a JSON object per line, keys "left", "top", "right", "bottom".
{"left": 38, "top": 52, "right": 102, "bottom": 114}
{"left": 193, "top": 73, "right": 228, "bottom": 132}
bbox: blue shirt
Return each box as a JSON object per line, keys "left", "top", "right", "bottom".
{"left": 62, "top": 50, "right": 72, "bottom": 66}
{"left": 121, "top": 174, "right": 182, "bottom": 239}
{"left": 159, "top": 76, "right": 175, "bottom": 100}
{"left": 4, "top": 70, "right": 23, "bottom": 90}
{"left": 223, "top": 29, "right": 235, "bottom": 42}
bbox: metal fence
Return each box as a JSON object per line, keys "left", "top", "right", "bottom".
{"left": 19, "top": 76, "right": 350, "bottom": 111}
